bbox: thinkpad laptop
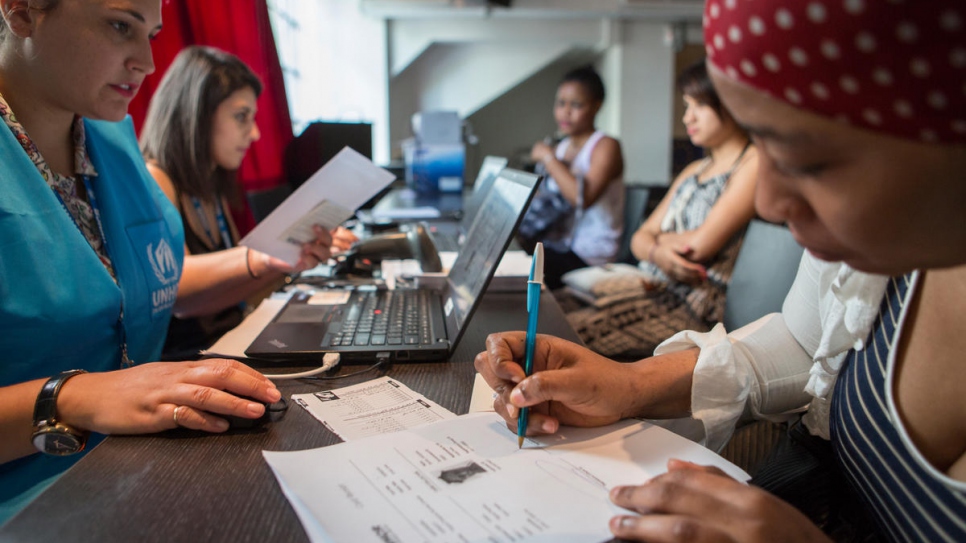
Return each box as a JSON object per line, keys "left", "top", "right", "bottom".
{"left": 245, "top": 168, "right": 541, "bottom": 363}
{"left": 423, "top": 156, "right": 508, "bottom": 252}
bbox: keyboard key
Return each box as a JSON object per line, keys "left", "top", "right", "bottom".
{"left": 370, "top": 334, "right": 386, "bottom": 345}
{"left": 353, "top": 333, "right": 370, "bottom": 346}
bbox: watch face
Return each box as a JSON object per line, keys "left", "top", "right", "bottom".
{"left": 32, "top": 428, "right": 85, "bottom": 456}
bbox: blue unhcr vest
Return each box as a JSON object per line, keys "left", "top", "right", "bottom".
{"left": 0, "top": 116, "right": 184, "bottom": 524}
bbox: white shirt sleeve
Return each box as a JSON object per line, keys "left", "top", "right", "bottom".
{"left": 653, "top": 253, "right": 889, "bottom": 451}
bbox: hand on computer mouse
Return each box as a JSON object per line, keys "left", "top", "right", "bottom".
{"left": 219, "top": 397, "right": 288, "bottom": 429}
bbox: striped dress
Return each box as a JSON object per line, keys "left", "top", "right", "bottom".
{"left": 830, "top": 274, "right": 966, "bottom": 541}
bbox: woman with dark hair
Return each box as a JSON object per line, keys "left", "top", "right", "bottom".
{"left": 560, "top": 59, "right": 758, "bottom": 360}
{"left": 477, "top": 1, "right": 966, "bottom": 540}
{"left": 140, "top": 46, "right": 355, "bottom": 359}
{"left": 520, "top": 65, "right": 625, "bottom": 289}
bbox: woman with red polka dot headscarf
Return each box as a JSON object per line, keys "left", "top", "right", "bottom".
{"left": 475, "top": 1, "right": 966, "bottom": 541}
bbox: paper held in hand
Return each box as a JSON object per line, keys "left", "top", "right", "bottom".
{"left": 240, "top": 147, "right": 395, "bottom": 265}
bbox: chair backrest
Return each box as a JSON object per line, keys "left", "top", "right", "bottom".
{"left": 246, "top": 184, "right": 293, "bottom": 224}
{"left": 723, "top": 219, "right": 804, "bottom": 330}
{"left": 616, "top": 184, "right": 656, "bottom": 263}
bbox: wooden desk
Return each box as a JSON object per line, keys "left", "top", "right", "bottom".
{"left": 0, "top": 291, "right": 580, "bottom": 543}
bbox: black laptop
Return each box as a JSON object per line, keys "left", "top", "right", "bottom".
{"left": 245, "top": 168, "right": 541, "bottom": 363}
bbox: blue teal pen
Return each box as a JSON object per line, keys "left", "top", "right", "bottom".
{"left": 518, "top": 242, "right": 544, "bottom": 448}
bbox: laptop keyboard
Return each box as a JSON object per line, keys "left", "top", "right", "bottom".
{"left": 328, "top": 290, "right": 434, "bottom": 347}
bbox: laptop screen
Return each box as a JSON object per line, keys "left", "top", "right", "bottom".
{"left": 446, "top": 169, "right": 540, "bottom": 330}
{"left": 463, "top": 156, "right": 508, "bottom": 227}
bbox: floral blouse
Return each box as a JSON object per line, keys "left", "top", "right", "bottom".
{"left": 0, "top": 93, "right": 115, "bottom": 280}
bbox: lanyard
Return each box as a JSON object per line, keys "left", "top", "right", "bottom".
{"left": 53, "top": 175, "right": 133, "bottom": 368}
{"left": 190, "top": 197, "right": 233, "bottom": 250}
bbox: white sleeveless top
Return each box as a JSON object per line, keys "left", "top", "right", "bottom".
{"left": 548, "top": 130, "right": 624, "bottom": 265}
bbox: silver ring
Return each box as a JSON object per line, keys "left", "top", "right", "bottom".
{"left": 172, "top": 405, "right": 185, "bottom": 426}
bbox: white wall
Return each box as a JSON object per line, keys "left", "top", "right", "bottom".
{"left": 389, "top": 17, "right": 678, "bottom": 184}
{"left": 270, "top": 0, "right": 391, "bottom": 164}
{"left": 271, "top": 1, "right": 700, "bottom": 184}
{"left": 610, "top": 20, "right": 675, "bottom": 184}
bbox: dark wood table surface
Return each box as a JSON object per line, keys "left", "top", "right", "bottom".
{"left": 0, "top": 290, "right": 581, "bottom": 543}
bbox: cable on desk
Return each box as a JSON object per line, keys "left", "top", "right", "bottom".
{"left": 296, "top": 352, "right": 390, "bottom": 382}
{"left": 262, "top": 353, "right": 341, "bottom": 380}
{"left": 203, "top": 352, "right": 389, "bottom": 382}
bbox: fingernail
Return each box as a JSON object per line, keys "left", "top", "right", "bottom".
{"left": 609, "top": 515, "right": 634, "bottom": 533}
{"left": 541, "top": 419, "right": 556, "bottom": 433}
{"left": 267, "top": 388, "right": 281, "bottom": 402}
{"left": 247, "top": 402, "right": 264, "bottom": 415}
{"left": 214, "top": 419, "right": 229, "bottom": 431}
{"left": 507, "top": 404, "right": 517, "bottom": 418}
{"left": 510, "top": 387, "right": 525, "bottom": 404}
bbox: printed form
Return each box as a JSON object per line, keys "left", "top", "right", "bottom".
{"left": 240, "top": 147, "right": 395, "bottom": 265}
{"left": 292, "top": 376, "right": 456, "bottom": 441}
{"left": 264, "top": 412, "right": 750, "bottom": 543}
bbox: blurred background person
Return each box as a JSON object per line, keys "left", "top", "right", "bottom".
{"left": 518, "top": 65, "right": 625, "bottom": 289}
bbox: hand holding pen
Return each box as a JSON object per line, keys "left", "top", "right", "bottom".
{"left": 518, "top": 242, "right": 544, "bottom": 448}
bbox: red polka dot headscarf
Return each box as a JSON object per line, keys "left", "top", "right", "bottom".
{"left": 704, "top": 0, "right": 966, "bottom": 143}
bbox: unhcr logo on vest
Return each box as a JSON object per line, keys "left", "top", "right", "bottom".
{"left": 148, "top": 239, "right": 180, "bottom": 315}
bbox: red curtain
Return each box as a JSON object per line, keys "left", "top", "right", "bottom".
{"left": 129, "top": 0, "right": 293, "bottom": 235}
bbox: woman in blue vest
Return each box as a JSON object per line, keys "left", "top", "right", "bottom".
{"left": 139, "top": 46, "right": 356, "bottom": 360}
{"left": 0, "top": 0, "right": 298, "bottom": 524}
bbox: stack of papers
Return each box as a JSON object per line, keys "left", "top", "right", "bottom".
{"left": 265, "top": 404, "right": 748, "bottom": 542}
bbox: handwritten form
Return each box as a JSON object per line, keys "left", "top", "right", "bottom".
{"left": 264, "top": 411, "right": 749, "bottom": 543}
{"left": 240, "top": 147, "right": 395, "bottom": 265}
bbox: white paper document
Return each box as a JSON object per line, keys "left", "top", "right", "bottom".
{"left": 240, "top": 147, "right": 396, "bottom": 265}
{"left": 264, "top": 412, "right": 750, "bottom": 543}
{"left": 291, "top": 376, "right": 456, "bottom": 441}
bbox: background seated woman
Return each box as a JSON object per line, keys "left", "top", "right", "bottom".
{"left": 518, "top": 65, "right": 625, "bottom": 290}
{"left": 558, "top": 59, "right": 758, "bottom": 361}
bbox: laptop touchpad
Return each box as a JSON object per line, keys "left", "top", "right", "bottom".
{"left": 276, "top": 304, "right": 329, "bottom": 324}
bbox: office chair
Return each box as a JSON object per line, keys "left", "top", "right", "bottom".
{"left": 714, "top": 220, "right": 805, "bottom": 472}
{"left": 615, "top": 183, "right": 669, "bottom": 264}
{"left": 723, "top": 219, "right": 804, "bottom": 331}
{"left": 246, "top": 184, "right": 293, "bottom": 223}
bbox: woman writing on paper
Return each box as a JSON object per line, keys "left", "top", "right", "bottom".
{"left": 477, "top": 0, "right": 966, "bottom": 540}
{"left": 140, "top": 46, "right": 357, "bottom": 359}
{"left": 560, "top": 59, "right": 758, "bottom": 360}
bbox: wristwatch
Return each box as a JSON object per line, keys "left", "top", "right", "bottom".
{"left": 32, "top": 370, "right": 89, "bottom": 456}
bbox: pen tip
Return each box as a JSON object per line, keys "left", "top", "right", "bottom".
{"left": 518, "top": 436, "right": 524, "bottom": 449}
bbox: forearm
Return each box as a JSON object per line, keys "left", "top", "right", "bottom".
{"left": 620, "top": 348, "right": 699, "bottom": 420}
{"left": 174, "top": 248, "right": 283, "bottom": 317}
{"left": 542, "top": 156, "right": 582, "bottom": 206}
{"left": 630, "top": 229, "right": 661, "bottom": 264}
{"left": 0, "top": 379, "right": 47, "bottom": 464}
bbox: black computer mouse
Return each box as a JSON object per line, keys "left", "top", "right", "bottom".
{"left": 221, "top": 397, "right": 288, "bottom": 429}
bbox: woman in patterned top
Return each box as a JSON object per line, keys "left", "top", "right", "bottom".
{"left": 559, "top": 59, "right": 758, "bottom": 361}
{"left": 476, "top": 1, "right": 966, "bottom": 541}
